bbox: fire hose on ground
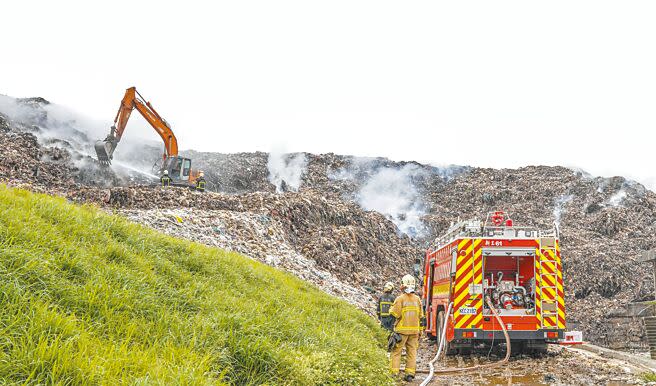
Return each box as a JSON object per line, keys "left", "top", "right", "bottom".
{"left": 419, "top": 297, "right": 511, "bottom": 386}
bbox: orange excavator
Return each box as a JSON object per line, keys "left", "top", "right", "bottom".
{"left": 95, "top": 87, "right": 200, "bottom": 186}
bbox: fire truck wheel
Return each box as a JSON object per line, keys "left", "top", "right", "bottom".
{"left": 510, "top": 341, "right": 525, "bottom": 356}
{"left": 458, "top": 348, "right": 472, "bottom": 356}
{"left": 526, "top": 340, "right": 547, "bottom": 356}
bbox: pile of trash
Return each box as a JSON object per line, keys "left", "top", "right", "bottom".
{"left": 0, "top": 96, "right": 159, "bottom": 189}
{"left": 118, "top": 207, "right": 378, "bottom": 311}
{"left": 0, "top": 97, "right": 419, "bottom": 311}
{"left": 181, "top": 150, "right": 273, "bottom": 194}
{"left": 0, "top": 122, "right": 110, "bottom": 188}
{"left": 69, "top": 186, "right": 421, "bottom": 292}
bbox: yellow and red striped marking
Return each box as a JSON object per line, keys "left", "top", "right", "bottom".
{"left": 542, "top": 248, "right": 558, "bottom": 328}
{"left": 556, "top": 240, "right": 566, "bottom": 329}
{"left": 453, "top": 238, "right": 483, "bottom": 329}
{"left": 534, "top": 243, "right": 543, "bottom": 330}
{"left": 535, "top": 239, "right": 566, "bottom": 330}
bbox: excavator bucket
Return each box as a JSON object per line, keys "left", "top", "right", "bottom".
{"left": 95, "top": 140, "right": 113, "bottom": 165}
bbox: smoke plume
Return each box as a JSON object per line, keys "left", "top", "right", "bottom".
{"left": 357, "top": 164, "right": 427, "bottom": 238}
{"left": 267, "top": 151, "right": 308, "bottom": 193}
{"left": 608, "top": 190, "right": 627, "bottom": 207}
{"left": 0, "top": 94, "right": 160, "bottom": 182}
{"left": 553, "top": 194, "right": 573, "bottom": 228}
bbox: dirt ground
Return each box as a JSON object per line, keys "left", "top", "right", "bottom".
{"left": 394, "top": 339, "right": 648, "bottom": 385}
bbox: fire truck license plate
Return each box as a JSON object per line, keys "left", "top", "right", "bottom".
{"left": 459, "top": 307, "right": 477, "bottom": 315}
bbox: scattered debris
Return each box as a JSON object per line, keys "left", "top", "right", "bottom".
{"left": 412, "top": 342, "right": 644, "bottom": 385}
{"left": 69, "top": 186, "right": 420, "bottom": 298}
{"left": 119, "top": 207, "right": 379, "bottom": 312}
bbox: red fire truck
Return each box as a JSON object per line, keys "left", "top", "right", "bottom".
{"left": 421, "top": 211, "right": 565, "bottom": 354}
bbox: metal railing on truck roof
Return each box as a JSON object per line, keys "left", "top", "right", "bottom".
{"left": 432, "top": 217, "right": 559, "bottom": 249}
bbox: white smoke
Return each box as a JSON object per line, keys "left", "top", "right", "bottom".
{"left": 608, "top": 190, "right": 627, "bottom": 207}
{"left": 357, "top": 164, "right": 427, "bottom": 237}
{"left": 0, "top": 94, "right": 160, "bottom": 181}
{"left": 553, "top": 194, "right": 573, "bottom": 228}
{"left": 596, "top": 178, "right": 610, "bottom": 193}
{"left": 570, "top": 167, "right": 594, "bottom": 180}
{"left": 327, "top": 167, "right": 355, "bottom": 181}
{"left": 0, "top": 95, "right": 106, "bottom": 140}
{"left": 431, "top": 164, "right": 469, "bottom": 181}
{"left": 267, "top": 151, "right": 308, "bottom": 193}
{"left": 0, "top": 95, "right": 101, "bottom": 163}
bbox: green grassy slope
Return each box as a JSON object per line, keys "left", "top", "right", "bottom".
{"left": 0, "top": 185, "right": 393, "bottom": 385}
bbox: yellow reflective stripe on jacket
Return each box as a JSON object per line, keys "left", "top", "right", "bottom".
{"left": 395, "top": 325, "right": 422, "bottom": 332}
{"left": 379, "top": 301, "right": 393, "bottom": 316}
{"left": 396, "top": 305, "right": 422, "bottom": 331}
{"left": 392, "top": 294, "right": 422, "bottom": 334}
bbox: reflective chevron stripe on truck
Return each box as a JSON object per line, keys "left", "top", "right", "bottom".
{"left": 453, "top": 238, "right": 484, "bottom": 329}
{"left": 535, "top": 238, "right": 566, "bottom": 330}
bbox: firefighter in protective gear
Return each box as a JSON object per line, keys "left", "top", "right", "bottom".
{"left": 160, "top": 169, "right": 172, "bottom": 187}
{"left": 195, "top": 171, "right": 207, "bottom": 192}
{"left": 377, "top": 282, "right": 395, "bottom": 331}
{"left": 389, "top": 274, "right": 423, "bottom": 382}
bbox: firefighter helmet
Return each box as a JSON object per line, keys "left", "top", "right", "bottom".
{"left": 401, "top": 275, "right": 416, "bottom": 291}
{"left": 383, "top": 282, "right": 394, "bottom": 292}
{"left": 163, "top": 170, "right": 169, "bottom": 175}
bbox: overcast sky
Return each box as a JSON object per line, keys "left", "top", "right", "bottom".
{"left": 1, "top": 1, "right": 654, "bottom": 188}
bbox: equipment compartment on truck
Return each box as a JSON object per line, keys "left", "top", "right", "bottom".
{"left": 483, "top": 251, "right": 536, "bottom": 316}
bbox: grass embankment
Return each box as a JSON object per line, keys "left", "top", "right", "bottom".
{"left": 0, "top": 185, "right": 392, "bottom": 385}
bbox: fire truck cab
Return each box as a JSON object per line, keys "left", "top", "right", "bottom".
{"left": 421, "top": 211, "right": 565, "bottom": 354}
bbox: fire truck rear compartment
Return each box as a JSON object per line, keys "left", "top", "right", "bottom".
{"left": 483, "top": 251, "right": 536, "bottom": 316}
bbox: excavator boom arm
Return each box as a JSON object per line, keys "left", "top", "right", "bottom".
{"left": 95, "top": 87, "right": 178, "bottom": 163}
{"left": 113, "top": 87, "right": 178, "bottom": 156}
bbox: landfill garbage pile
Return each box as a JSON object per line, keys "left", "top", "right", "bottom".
{"left": 3, "top": 94, "right": 656, "bottom": 347}
{"left": 68, "top": 186, "right": 421, "bottom": 296}
{"left": 174, "top": 153, "right": 656, "bottom": 347}
{"left": 0, "top": 95, "right": 161, "bottom": 187}
{"left": 0, "top": 120, "right": 121, "bottom": 190}
{"left": 181, "top": 150, "right": 273, "bottom": 194}
{"left": 188, "top": 150, "right": 465, "bottom": 198}
{"left": 117, "top": 207, "right": 378, "bottom": 311}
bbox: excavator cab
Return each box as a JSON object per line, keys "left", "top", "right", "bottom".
{"left": 161, "top": 156, "right": 194, "bottom": 183}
